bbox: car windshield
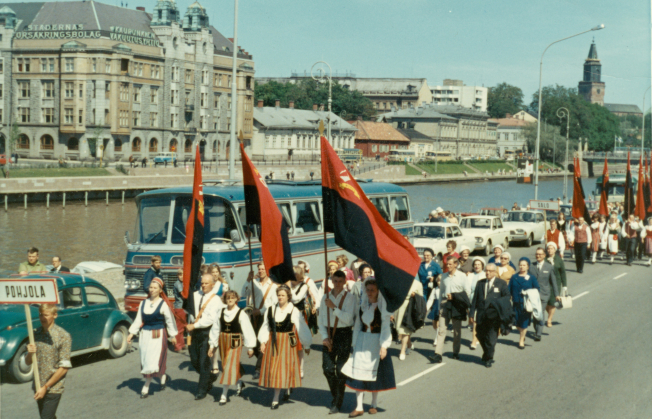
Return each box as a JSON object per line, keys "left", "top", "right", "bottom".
{"left": 414, "top": 225, "right": 445, "bottom": 239}
{"left": 506, "top": 212, "right": 536, "bottom": 222}
{"left": 460, "top": 218, "right": 491, "bottom": 229}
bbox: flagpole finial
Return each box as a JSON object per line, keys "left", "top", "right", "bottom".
{"left": 318, "top": 120, "right": 324, "bottom": 136}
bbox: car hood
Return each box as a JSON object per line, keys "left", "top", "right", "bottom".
{"left": 460, "top": 227, "right": 493, "bottom": 233}
{"left": 0, "top": 304, "right": 40, "bottom": 330}
{"left": 413, "top": 237, "right": 444, "bottom": 248}
{"left": 503, "top": 222, "right": 534, "bottom": 230}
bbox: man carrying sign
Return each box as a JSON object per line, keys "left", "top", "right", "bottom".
{"left": 26, "top": 303, "right": 72, "bottom": 419}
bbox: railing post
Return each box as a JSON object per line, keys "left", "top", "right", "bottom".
{"left": 122, "top": 190, "right": 125, "bottom": 205}
{"left": 106, "top": 191, "right": 109, "bottom": 205}
{"left": 85, "top": 191, "right": 88, "bottom": 206}
{"left": 46, "top": 193, "right": 50, "bottom": 210}
{"left": 24, "top": 194, "right": 27, "bottom": 210}
{"left": 62, "top": 192, "right": 66, "bottom": 208}
{"left": 4, "top": 195, "right": 7, "bottom": 212}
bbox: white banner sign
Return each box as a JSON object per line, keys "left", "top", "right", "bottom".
{"left": 0, "top": 278, "right": 59, "bottom": 304}
{"left": 529, "top": 200, "right": 560, "bottom": 211}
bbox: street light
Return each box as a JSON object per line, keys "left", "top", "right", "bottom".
{"left": 228, "top": 0, "right": 239, "bottom": 179}
{"left": 642, "top": 86, "right": 650, "bottom": 154}
{"left": 556, "top": 107, "right": 570, "bottom": 202}
{"left": 311, "top": 61, "right": 333, "bottom": 145}
{"left": 534, "top": 24, "right": 604, "bottom": 200}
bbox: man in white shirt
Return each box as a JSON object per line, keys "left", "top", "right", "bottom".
{"left": 186, "top": 273, "right": 225, "bottom": 400}
{"left": 318, "top": 270, "right": 356, "bottom": 414}
{"left": 622, "top": 214, "right": 642, "bottom": 266}
{"left": 429, "top": 256, "right": 471, "bottom": 363}
{"left": 242, "top": 262, "right": 278, "bottom": 378}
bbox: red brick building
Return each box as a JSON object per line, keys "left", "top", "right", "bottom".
{"left": 351, "top": 120, "right": 410, "bottom": 158}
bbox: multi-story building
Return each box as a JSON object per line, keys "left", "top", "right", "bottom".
{"left": 379, "top": 104, "right": 496, "bottom": 159}
{"left": 494, "top": 115, "right": 530, "bottom": 157}
{"left": 0, "top": 1, "right": 255, "bottom": 161}
{"left": 430, "top": 79, "right": 488, "bottom": 112}
{"left": 350, "top": 119, "right": 409, "bottom": 158}
{"left": 250, "top": 100, "right": 355, "bottom": 160}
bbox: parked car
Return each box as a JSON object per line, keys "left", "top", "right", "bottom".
{"left": 0, "top": 273, "right": 132, "bottom": 383}
{"left": 153, "top": 152, "right": 177, "bottom": 166}
{"left": 503, "top": 210, "right": 547, "bottom": 247}
{"left": 479, "top": 207, "right": 507, "bottom": 218}
{"left": 459, "top": 216, "right": 511, "bottom": 255}
{"left": 412, "top": 222, "right": 477, "bottom": 265}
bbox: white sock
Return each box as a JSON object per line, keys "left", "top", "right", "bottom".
{"left": 371, "top": 392, "right": 378, "bottom": 408}
{"left": 142, "top": 377, "right": 152, "bottom": 394}
{"left": 356, "top": 391, "right": 364, "bottom": 411}
{"left": 222, "top": 385, "right": 229, "bottom": 399}
{"left": 236, "top": 380, "right": 243, "bottom": 390}
{"left": 160, "top": 374, "right": 167, "bottom": 385}
{"left": 273, "top": 389, "right": 281, "bottom": 403}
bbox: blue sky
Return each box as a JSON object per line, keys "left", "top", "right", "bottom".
{"left": 48, "top": 1, "right": 652, "bottom": 108}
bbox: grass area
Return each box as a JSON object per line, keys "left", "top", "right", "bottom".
{"left": 416, "top": 162, "right": 469, "bottom": 175}
{"left": 405, "top": 164, "right": 423, "bottom": 175}
{"left": 468, "top": 161, "right": 515, "bottom": 172}
{"left": 3, "top": 167, "right": 113, "bottom": 178}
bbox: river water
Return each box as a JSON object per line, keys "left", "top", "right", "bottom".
{"left": 0, "top": 177, "right": 595, "bottom": 275}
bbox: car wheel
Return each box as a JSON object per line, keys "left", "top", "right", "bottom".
{"left": 8, "top": 342, "right": 33, "bottom": 383}
{"left": 107, "top": 324, "right": 129, "bottom": 359}
{"left": 484, "top": 241, "right": 492, "bottom": 256}
{"left": 504, "top": 238, "right": 509, "bottom": 250}
{"left": 526, "top": 234, "right": 533, "bottom": 247}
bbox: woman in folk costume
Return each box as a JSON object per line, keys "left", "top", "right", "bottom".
{"left": 258, "top": 284, "right": 312, "bottom": 409}
{"left": 318, "top": 260, "right": 341, "bottom": 302}
{"left": 557, "top": 212, "right": 570, "bottom": 258}
{"left": 289, "top": 265, "right": 318, "bottom": 378}
{"left": 342, "top": 279, "right": 396, "bottom": 417}
{"left": 605, "top": 213, "right": 621, "bottom": 265}
{"left": 127, "top": 277, "right": 178, "bottom": 398}
{"left": 297, "top": 259, "right": 321, "bottom": 312}
{"left": 209, "top": 263, "right": 229, "bottom": 374}
{"left": 589, "top": 214, "right": 602, "bottom": 263}
{"left": 643, "top": 217, "right": 652, "bottom": 266}
{"left": 207, "top": 290, "right": 256, "bottom": 405}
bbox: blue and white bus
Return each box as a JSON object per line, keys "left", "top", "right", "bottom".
{"left": 123, "top": 180, "right": 414, "bottom": 312}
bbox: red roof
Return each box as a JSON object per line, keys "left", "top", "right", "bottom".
{"left": 351, "top": 120, "right": 410, "bottom": 142}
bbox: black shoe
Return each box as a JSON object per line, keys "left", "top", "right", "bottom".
{"left": 282, "top": 389, "right": 292, "bottom": 401}
{"left": 534, "top": 336, "right": 541, "bottom": 342}
{"left": 236, "top": 382, "right": 245, "bottom": 397}
{"left": 578, "top": 270, "right": 583, "bottom": 273}
{"left": 329, "top": 405, "right": 339, "bottom": 415}
{"left": 485, "top": 360, "right": 493, "bottom": 368}
{"left": 160, "top": 374, "right": 170, "bottom": 391}
{"left": 207, "top": 382, "right": 213, "bottom": 393}
{"left": 271, "top": 402, "right": 280, "bottom": 410}
{"left": 140, "top": 392, "right": 148, "bottom": 399}
{"left": 428, "top": 354, "right": 443, "bottom": 363}
{"left": 452, "top": 353, "right": 460, "bottom": 360}
{"left": 195, "top": 393, "right": 207, "bottom": 401}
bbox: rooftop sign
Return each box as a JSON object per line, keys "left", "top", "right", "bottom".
{"left": 15, "top": 24, "right": 160, "bottom": 47}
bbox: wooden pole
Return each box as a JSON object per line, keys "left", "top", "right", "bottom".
{"left": 24, "top": 305, "right": 41, "bottom": 390}
{"left": 46, "top": 193, "right": 50, "bottom": 210}
{"left": 247, "top": 229, "right": 257, "bottom": 328}
{"left": 106, "top": 191, "right": 109, "bottom": 206}
{"left": 324, "top": 226, "right": 331, "bottom": 344}
{"left": 4, "top": 195, "right": 7, "bottom": 212}
{"left": 24, "top": 194, "right": 27, "bottom": 209}
{"left": 121, "top": 190, "right": 125, "bottom": 205}
{"left": 62, "top": 192, "right": 66, "bottom": 208}
{"left": 85, "top": 192, "right": 88, "bottom": 206}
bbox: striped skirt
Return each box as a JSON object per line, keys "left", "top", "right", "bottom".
{"left": 218, "top": 332, "right": 245, "bottom": 386}
{"left": 259, "top": 332, "right": 301, "bottom": 389}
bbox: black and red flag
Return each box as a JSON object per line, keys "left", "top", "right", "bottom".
{"left": 182, "top": 146, "right": 205, "bottom": 315}
{"left": 320, "top": 135, "right": 420, "bottom": 312}
{"left": 571, "top": 157, "right": 591, "bottom": 221}
{"left": 623, "top": 151, "right": 635, "bottom": 218}
{"left": 644, "top": 155, "right": 652, "bottom": 217}
{"left": 597, "top": 157, "right": 610, "bottom": 216}
{"left": 634, "top": 156, "right": 647, "bottom": 220}
{"left": 240, "top": 142, "right": 294, "bottom": 283}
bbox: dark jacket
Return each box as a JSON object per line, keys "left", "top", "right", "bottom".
{"left": 444, "top": 291, "right": 470, "bottom": 321}
{"left": 549, "top": 254, "right": 567, "bottom": 288}
{"left": 487, "top": 295, "right": 514, "bottom": 335}
{"left": 528, "top": 260, "right": 559, "bottom": 301}
{"left": 401, "top": 294, "right": 427, "bottom": 333}
{"left": 50, "top": 266, "right": 70, "bottom": 273}
{"left": 470, "top": 277, "right": 510, "bottom": 323}
{"left": 143, "top": 267, "right": 165, "bottom": 294}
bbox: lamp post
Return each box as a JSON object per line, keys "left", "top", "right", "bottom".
{"left": 642, "top": 86, "right": 650, "bottom": 155}
{"left": 556, "top": 107, "right": 570, "bottom": 202}
{"left": 311, "top": 61, "right": 333, "bottom": 145}
{"left": 228, "top": 0, "right": 239, "bottom": 179}
{"left": 534, "top": 24, "right": 604, "bottom": 200}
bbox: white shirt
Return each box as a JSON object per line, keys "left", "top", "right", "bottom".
{"left": 318, "top": 289, "right": 357, "bottom": 340}
{"left": 305, "top": 278, "right": 321, "bottom": 309}
{"left": 467, "top": 271, "right": 486, "bottom": 300}
{"left": 208, "top": 306, "right": 257, "bottom": 349}
{"left": 352, "top": 299, "right": 392, "bottom": 349}
{"left": 622, "top": 221, "right": 643, "bottom": 237}
{"left": 129, "top": 298, "right": 178, "bottom": 337}
{"left": 432, "top": 269, "right": 471, "bottom": 309}
{"left": 241, "top": 277, "right": 278, "bottom": 312}
{"left": 257, "top": 303, "right": 312, "bottom": 349}
{"left": 191, "top": 285, "right": 226, "bottom": 329}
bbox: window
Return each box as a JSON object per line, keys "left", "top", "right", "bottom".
{"left": 67, "top": 138, "right": 79, "bottom": 151}
{"left": 43, "top": 108, "right": 54, "bottom": 123}
{"left": 78, "top": 109, "right": 83, "bottom": 124}
{"left": 104, "top": 109, "right": 109, "bottom": 124}
{"left": 372, "top": 144, "right": 378, "bottom": 152}
{"left": 390, "top": 195, "right": 410, "bottom": 222}
{"left": 17, "top": 134, "right": 30, "bottom": 149}
{"left": 202, "top": 70, "right": 208, "bottom": 85}
{"left": 185, "top": 69, "right": 192, "bottom": 83}
{"left": 277, "top": 203, "right": 293, "bottom": 234}
{"left": 105, "top": 82, "right": 111, "bottom": 99}
{"left": 149, "top": 138, "right": 158, "bottom": 152}
{"left": 65, "top": 82, "right": 74, "bottom": 98}
{"left": 119, "top": 110, "right": 129, "bottom": 127}
{"left": 114, "top": 139, "right": 122, "bottom": 152}
{"left": 170, "top": 89, "right": 177, "bottom": 105}
{"left": 65, "top": 58, "right": 74, "bottom": 72}
{"left": 133, "top": 86, "right": 141, "bottom": 102}
{"left": 169, "top": 195, "right": 239, "bottom": 244}
{"left": 228, "top": 99, "right": 231, "bottom": 110}
{"left": 79, "top": 83, "right": 83, "bottom": 98}
{"left": 105, "top": 59, "right": 111, "bottom": 73}
{"left": 120, "top": 83, "right": 129, "bottom": 101}
{"left": 184, "top": 138, "right": 192, "bottom": 152}
{"left": 151, "top": 87, "right": 158, "bottom": 104}
{"left": 132, "top": 137, "right": 141, "bottom": 152}
{"left": 150, "top": 112, "right": 158, "bottom": 128}
{"left": 227, "top": 75, "right": 232, "bottom": 87}
{"left": 120, "top": 58, "right": 129, "bottom": 73}
{"left": 171, "top": 113, "right": 177, "bottom": 128}
{"left": 0, "top": 109, "right": 2, "bottom": 123}
{"left": 136, "top": 62, "right": 143, "bottom": 77}
{"left": 201, "top": 92, "right": 207, "bottom": 107}
{"left": 60, "top": 287, "right": 83, "bottom": 309}
{"left": 294, "top": 201, "right": 321, "bottom": 233}
{"left": 41, "top": 58, "right": 54, "bottom": 72}
{"left": 92, "top": 58, "right": 97, "bottom": 72}
{"left": 19, "top": 81, "right": 30, "bottom": 98}
{"left": 92, "top": 109, "right": 95, "bottom": 123}
{"left": 0, "top": 84, "right": 2, "bottom": 99}
{"left": 133, "top": 111, "right": 140, "bottom": 126}
{"left": 152, "top": 65, "right": 160, "bottom": 79}
{"left": 370, "top": 197, "right": 391, "bottom": 222}
{"left": 40, "top": 135, "right": 54, "bottom": 150}
{"left": 0, "top": 59, "right": 3, "bottom": 73}
{"left": 64, "top": 108, "right": 74, "bottom": 124}
{"left": 20, "top": 107, "right": 30, "bottom": 123}
{"left": 214, "top": 93, "right": 220, "bottom": 108}
{"left": 92, "top": 81, "right": 96, "bottom": 98}
{"left": 200, "top": 115, "right": 206, "bottom": 129}
{"left": 17, "top": 58, "right": 30, "bottom": 72}
{"left": 172, "top": 66, "right": 179, "bottom": 81}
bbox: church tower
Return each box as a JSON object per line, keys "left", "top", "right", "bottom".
{"left": 578, "top": 39, "right": 605, "bottom": 105}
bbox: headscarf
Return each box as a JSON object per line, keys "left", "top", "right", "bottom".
{"left": 459, "top": 245, "right": 471, "bottom": 254}
{"left": 150, "top": 277, "right": 179, "bottom": 321}
{"left": 501, "top": 251, "right": 511, "bottom": 261}
{"left": 298, "top": 259, "right": 311, "bottom": 273}
{"left": 519, "top": 257, "right": 531, "bottom": 267}
{"left": 492, "top": 244, "right": 504, "bottom": 252}
{"left": 471, "top": 257, "right": 486, "bottom": 271}
{"left": 546, "top": 241, "right": 558, "bottom": 251}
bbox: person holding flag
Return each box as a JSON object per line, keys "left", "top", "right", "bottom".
{"left": 621, "top": 214, "right": 643, "bottom": 266}
{"left": 598, "top": 158, "right": 610, "bottom": 218}
{"left": 642, "top": 217, "right": 652, "bottom": 266}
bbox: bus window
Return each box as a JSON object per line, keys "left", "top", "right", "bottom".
{"left": 294, "top": 201, "right": 321, "bottom": 233}
{"left": 171, "top": 196, "right": 239, "bottom": 244}
{"left": 136, "top": 196, "right": 172, "bottom": 244}
{"left": 390, "top": 195, "right": 410, "bottom": 222}
{"left": 236, "top": 205, "right": 260, "bottom": 239}
{"left": 278, "top": 203, "right": 293, "bottom": 234}
{"left": 370, "top": 197, "right": 391, "bottom": 222}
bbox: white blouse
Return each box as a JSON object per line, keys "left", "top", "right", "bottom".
{"left": 257, "top": 303, "right": 312, "bottom": 349}
{"left": 208, "top": 306, "right": 257, "bottom": 349}
{"left": 129, "top": 298, "right": 178, "bottom": 337}
{"left": 352, "top": 299, "right": 392, "bottom": 349}
{"left": 290, "top": 281, "right": 309, "bottom": 305}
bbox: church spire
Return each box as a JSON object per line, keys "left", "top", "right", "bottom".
{"left": 587, "top": 38, "right": 598, "bottom": 60}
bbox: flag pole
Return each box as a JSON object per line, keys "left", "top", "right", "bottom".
{"left": 319, "top": 120, "right": 331, "bottom": 344}
{"left": 239, "top": 130, "right": 257, "bottom": 318}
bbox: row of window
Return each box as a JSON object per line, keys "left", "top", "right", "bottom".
{"left": 265, "top": 135, "right": 353, "bottom": 150}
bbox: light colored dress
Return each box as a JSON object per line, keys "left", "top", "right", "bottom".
{"left": 394, "top": 279, "right": 423, "bottom": 335}
{"left": 129, "top": 299, "right": 178, "bottom": 377}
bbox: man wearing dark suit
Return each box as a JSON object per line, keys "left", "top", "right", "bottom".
{"left": 50, "top": 256, "right": 70, "bottom": 273}
{"left": 529, "top": 247, "right": 560, "bottom": 341}
{"left": 470, "top": 263, "right": 510, "bottom": 368}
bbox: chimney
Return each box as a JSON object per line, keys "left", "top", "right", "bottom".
{"left": 319, "top": 103, "right": 324, "bottom": 111}
{"left": 506, "top": 113, "right": 512, "bottom": 119}
{"left": 275, "top": 99, "right": 280, "bottom": 108}
{"left": 257, "top": 99, "right": 264, "bottom": 108}
{"left": 313, "top": 104, "right": 318, "bottom": 111}
{"left": 289, "top": 100, "right": 294, "bottom": 109}
{"left": 136, "top": 6, "right": 145, "bottom": 11}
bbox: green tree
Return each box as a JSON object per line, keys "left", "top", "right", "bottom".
{"left": 487, "top": 82, "right": 524, "bottom": 118}
{"left": 522, "top": 121, "right": 578, "bottom": 167}
{"left": 528, "top": 84, "right": 620, "bottom": 151}
{"left": 254, "top": 79, "right": 376, "bottom": 120}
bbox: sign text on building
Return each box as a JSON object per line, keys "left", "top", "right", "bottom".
{"left": 15, "top": 24, "right": 160, "bottom": 47}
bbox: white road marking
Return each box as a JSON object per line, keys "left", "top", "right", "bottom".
{"left": 398, "top": 363, "right": 446, "bottom": 386}
{"left": 613, "top": 273, "right": 627, "bottom": 280}
{"left": 573, "top": 291, "right": 590, "bottom": 300}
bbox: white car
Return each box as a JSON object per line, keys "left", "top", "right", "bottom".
{"left": 503, "top": 210, "right": 547, "bottom": 247}
{"left": 412, "top": 222, "right": 477, "bottom": 264}
{"left": 459, "top": 216, "right": 511, "bottom": 256}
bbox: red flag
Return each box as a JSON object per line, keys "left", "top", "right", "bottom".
{"left": 623, "top": 152, "right": 635, "bottom": 218}
{"left": 634, "top": 156, "right": 647, "bottom": 220}
{"left": 648, "top": 153, "right": 652, "bottom": 215}
{"left": 181, "top": 146, "right": 205, "bottom": 312}
{"left": 572, "top": 158, "right": 591, "bottom": 221}
{"left": 320, "top": 135, "right": 420, "bottom": 312}
{"left": 598, "top": 157, "right": 609, "bottom": 216}
{"left": 240, "top": 142, "right": 294, "bottom": 282}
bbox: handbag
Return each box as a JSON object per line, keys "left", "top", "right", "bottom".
{"left": 558, "top": 289, "right": 572, "bottom": 309}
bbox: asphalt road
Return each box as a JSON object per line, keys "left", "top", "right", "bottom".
{"left": 2, "top": 246, "right": 651, "bottom": 419}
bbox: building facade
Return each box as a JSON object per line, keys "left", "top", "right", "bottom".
{"left": 351, "top": 119, "right": 409, "bottom": 158}
{"left": 0, "top": 1, "right": 255, "bottom": 161}
{"left": 251, "top": 101, "right": 355, "bottom": 160}
{"left": 430, "top": 79, "right": 488, "bottom": 112}
{"left": 578, "top": 41, "right": 605, "bottom": 106}
{"left": 495, "top": 116, "right": 530, "bottom": 157}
